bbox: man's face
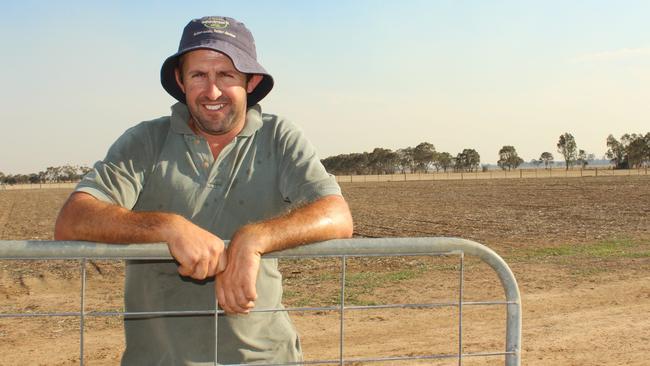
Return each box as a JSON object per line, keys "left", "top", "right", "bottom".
{"left": 175, "top": 49, "right": 261, "bottom": 135}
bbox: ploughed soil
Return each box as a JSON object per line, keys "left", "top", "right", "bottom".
{"left": 1, "top": 175, "right": 649, "bottom": 365}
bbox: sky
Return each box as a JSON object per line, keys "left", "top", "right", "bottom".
{"left": 1, "top": 0, "right": 649, "bottom": 174}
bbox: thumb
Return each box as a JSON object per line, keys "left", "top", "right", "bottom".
{"left": 216, "top": 253, "right": 228, "bottom": 274}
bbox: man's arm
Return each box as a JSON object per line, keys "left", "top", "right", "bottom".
{"left": 55, "top": 192, "right": 226, "bottom": 279}
{"left": 216, "top": 194, "right": 353, "bottom": 314}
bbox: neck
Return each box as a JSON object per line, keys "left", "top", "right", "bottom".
{"left": 190, "top": 118, "right": 244, "bottom": 160}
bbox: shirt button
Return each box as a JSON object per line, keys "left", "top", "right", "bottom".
{"left": 203, "top": 161, "right": 209, "bottom": 168}
{"left": 194, "top": 139, "right": 200, "bottom": 145}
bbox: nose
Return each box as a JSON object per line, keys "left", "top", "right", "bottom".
{"left": 205, "top": 76, "right": 222, "bottom": 100}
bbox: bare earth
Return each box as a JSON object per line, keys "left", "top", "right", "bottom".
{"left": 1, "top": 175, "right": 649, "bottom": 365}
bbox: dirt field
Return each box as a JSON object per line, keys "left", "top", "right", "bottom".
{"left": 1, "top": 176, "right": 649, "bottom": 365}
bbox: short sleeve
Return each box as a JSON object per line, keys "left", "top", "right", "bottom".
{"left": 75, "top": 121, "right": 164, "bottom": 209}
{"left": 275, "top": 119, "right": 341, "bottom": 204}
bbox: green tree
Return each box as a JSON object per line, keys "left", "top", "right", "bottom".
{"left": 437, "top": 152, "right": 453, "bottom": 172}
{"left": 557, "top": 133, "right": 577, "bottom": 170}
{"left": 455, "top": 149, "right": 481, "bottom": 172}
{"left": 497, "top": 145, "right": 524, "bottom": 170}
{"left": 624, "top": 133, "right": 648, "bottom": 168}
{"left": 396, "top": 147, "right": 416, "bottom": 173}
{"left": 606, "top": 134, "right": 626, "bottom": 169}
{"left": 413, "top": 142, "right": 435, "bottom": 173}
{"left": 576, "top": 149, "right": 589, "bottom": 168}
{"left": 606, "top": 133, "right": 650, "bottom": 169}
{"left": 368, "top": 148, "right": 397, "bottom": 174}
{"left": 540, "top": 152, "right": 554, "bottom": 169}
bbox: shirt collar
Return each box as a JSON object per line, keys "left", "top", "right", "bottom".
{"left": 170, "top": 102, "right": 194, "bottom": 134}
{"left": 169, "top": 102, "right": 263, "bottom": 137}
{"left": 238, "top": 104, "right": 263, "bottom": 137}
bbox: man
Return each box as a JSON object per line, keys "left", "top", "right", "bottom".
{"left": 55, "top": 16, "right": 353, "bottom": 365}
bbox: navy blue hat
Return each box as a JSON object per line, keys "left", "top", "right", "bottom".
{"left": 161, "top": 16, "right": 274, "bottom": 106}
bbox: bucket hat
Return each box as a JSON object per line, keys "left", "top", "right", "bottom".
{"left": 160, "top": 16, "right": 274, "bottom": 106}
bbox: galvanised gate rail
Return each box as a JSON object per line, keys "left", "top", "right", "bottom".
{"left": 0, "top": 237, "right": 521, "bottom": 366}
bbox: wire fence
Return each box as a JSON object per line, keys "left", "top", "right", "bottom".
{"left": 0, "top": 182, "right": 77, "bottom": 190}
{"left": 1, "top": 167, "right": 648, "bottom": 190}
{"left": 335, "top": 167, "right": 649, "bottom": 183}
{"left": 0, "top": 237, "right": 521, "bottom": 366}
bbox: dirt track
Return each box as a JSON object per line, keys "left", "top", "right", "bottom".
{"left": 1, "top": 176, "right": 649, "bottom": 365}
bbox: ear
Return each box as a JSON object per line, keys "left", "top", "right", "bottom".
{"left": 246, "top": 74, "right": 263, "bottom": 93}
{"left": 174, "top": 67, "right": 186, "bottom": 94}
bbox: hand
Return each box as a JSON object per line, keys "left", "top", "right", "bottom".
{"left": 165, "top": 217, "right": 227, "bottom": 280}
{"left": 216, "top": 226, "right": 266, "bottom": 314}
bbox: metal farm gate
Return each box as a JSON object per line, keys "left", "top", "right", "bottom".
{"left": 0, "top": 237, "right": 521, "bottom": 365}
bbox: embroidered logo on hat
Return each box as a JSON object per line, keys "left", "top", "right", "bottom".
{"left": 201, "top": 17, "right": 229, "bottom": 30}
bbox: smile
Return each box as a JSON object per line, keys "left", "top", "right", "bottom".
{"left": 204, "top": 104, "right": 225, "bottom": 111}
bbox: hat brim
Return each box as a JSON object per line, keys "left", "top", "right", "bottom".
{"left": 160, "top": 41, "right": 274, "bottom": 107}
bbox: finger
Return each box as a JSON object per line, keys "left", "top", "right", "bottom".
{"left": 206, "top": 250, "right": 223, "bottom": 277}
{"left": 217, "top": 278, "right": 242, "bottom": 315}
{"left": 242, "top": 280, "right": 258, "bottom": 302}
{"left": 191, "top": 260, "right": 209, "bottom": 280}
{"left": 215, "top": 279, "right": 231, "bottom": 314}
{"left": 177, "top": 263, "right": 194, "bottom": 277}
{"left": 224, "top": 292, "right": 241, "bottom": 315}
{"left": 206, "top": 259, "right": 218, "bottom": 278}
{"left": 216, "top": 253, "right": 228, "bottom": 274}
{"left": 221, "top": 283, "right": 249, "bottom": 315}
{"left": 234, "top": 286, "right": 255, "bottom": 312}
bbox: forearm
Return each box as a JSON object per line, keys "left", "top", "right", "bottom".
{"left": 217, "top": 194, "right": 353, "bottom": 313}
{"left": 56, "top": 192, "right": 227, "bottom": 280}
{"left": 54, "top": 192, "right": 181, "bottom": 244}
{"left": 231, "top": 195, "right": 353, "bottom": 255}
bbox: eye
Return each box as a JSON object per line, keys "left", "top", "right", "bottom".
{"left": 191, "top": 72, "right": 206, "bottom": 79}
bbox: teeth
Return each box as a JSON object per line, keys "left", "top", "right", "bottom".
{"left": 205, "top": 104, "right": 224, "bottom": 111}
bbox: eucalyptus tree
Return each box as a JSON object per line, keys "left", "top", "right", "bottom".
{"left": 557, "top": 133, "right": 577, "bottom": 170}
{"left": 539, "top": 152, "right": 554, "bottom": 169}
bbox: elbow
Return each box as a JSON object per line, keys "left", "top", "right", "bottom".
{"left": 332, "top": 197, "right": 354, "bottom": 239}
{"left": 54, "top": 210, "right": 74, "bottom": 241}
{"left": 53, "top": 227, "right": 67, "bottom": 241}
{"left": 53, "top": 192, "right": 86, "bottom": 241}
{"left": 340, "top": 223, "right": 353, "bottom": 239}
{"left": 338, "top": 211, "right": 354, "bottom": 239}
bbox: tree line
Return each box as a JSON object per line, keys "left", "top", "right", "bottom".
{"left": 2, "top": 132, "right": 648, "bottom": 182}
{"left": 0, "top": 165, "right": 91, "bottom": 185}
{"left": 322, "top": 132, "right": 650, "bottom": 175}
{"left": 321, "top": 142, "right": 482, "bottom": 175}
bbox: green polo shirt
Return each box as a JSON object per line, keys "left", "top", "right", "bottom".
{"left": 75, "top": 102, "right": 341, "bottom": 365}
